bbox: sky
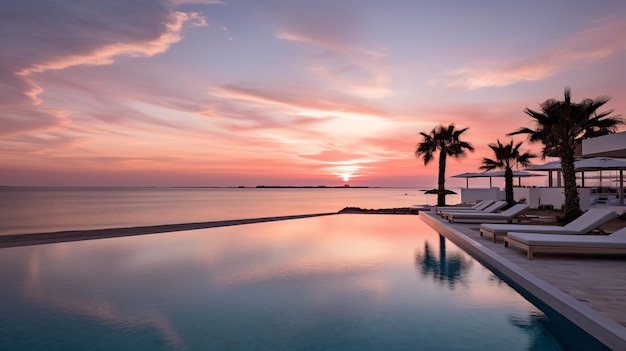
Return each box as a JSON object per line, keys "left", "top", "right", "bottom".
{"left": 1, "top": 0, "right": 626, "bottom": 188}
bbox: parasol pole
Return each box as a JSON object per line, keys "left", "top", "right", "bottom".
{"left": 581, "top": 171, "right": 585, "bottom": 187}
{"left": 548, "top": 171, "right": 553, "bottom": 187}
{"left": 619, "top": 169, "right": 624, "bottom": 205}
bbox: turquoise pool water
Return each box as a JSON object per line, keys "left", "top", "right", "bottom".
{"left": 0, "top": 214, "right": 597, "bottom": 350}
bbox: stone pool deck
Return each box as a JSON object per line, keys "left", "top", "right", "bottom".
{"left": 420, "top": 210, "right": 626, "bottom": 350}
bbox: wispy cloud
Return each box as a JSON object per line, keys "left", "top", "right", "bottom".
{"left": 171, "top": 0, "right": 224, "bottom": 4}
{"left": 0, "top": 1, "right": 206, "bottom": 137}
{"left": 278, "top": 30, "right": 392, "bottom": 98}
{"left": 272, "top": 3, "right": 392, "bottom": 99}
{"left": 430, "top": 10, "right": 626, "bottom": 90}
{"left": 211, "top": 84, "right": 388, "bottom": 117}
{"left": 19, "top": 12, "right": 205, "bottom": 76}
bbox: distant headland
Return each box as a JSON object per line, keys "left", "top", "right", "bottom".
{"left": 254, "top": 185, "right": 369, "bottom": 188}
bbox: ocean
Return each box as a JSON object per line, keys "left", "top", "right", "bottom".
{"left": 0, "top": 187, "right": 461, "bottom": 235}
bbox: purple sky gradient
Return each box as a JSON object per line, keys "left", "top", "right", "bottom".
{"left": 1, "top": 0, "right": 625, "bottom": 187}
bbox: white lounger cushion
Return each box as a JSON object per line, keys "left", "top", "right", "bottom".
{"left": 441, "top": 201, "right": 507, "bottom": 216}
{"left": 483, "top": 225, "right": 581, "bottom": 235}
{"left": 435, "top": 200, "right": 494, "bottom": 212}
{"left": 481, "top": 209, "right": 617, "bottom": 235}
{"left": 507, "top": 229, "right": 626, "bottom": 249}
{"left": 447, "top": 204, "right": 528, "bottom": 219}
{"left": 559, "top": 209, "right": 618, "bottom": 233}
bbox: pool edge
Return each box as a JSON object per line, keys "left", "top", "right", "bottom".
{"left": 0, "top": 212, "right": 338, "bottom": 248}
{"left": 419, "top": 211, "right": 626, "bottom": 350}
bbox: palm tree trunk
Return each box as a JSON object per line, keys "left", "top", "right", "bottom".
{"left": 504, "top": 167, "right": 514, "bottom": 206}
{"left": 561, "top": 151, "right": 582, "bottom": 221}
{"left": 438, "top": 149, "right": 447, "bottom": 206}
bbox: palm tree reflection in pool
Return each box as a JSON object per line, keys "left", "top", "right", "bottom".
{"left": 415, "top": 234, "right": 472, "bottom": 289}
{"left": 509, "top": 313, "right": 561, "bottom": 351}
{"left": 415, "top": 236, "right": 602, "bottom": 350}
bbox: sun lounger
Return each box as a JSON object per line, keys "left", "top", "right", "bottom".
{"left": 479, "top": 209, "right": 617, "bottom": 242}
{"left": 446, "top": 204, "right": 529, "bottom": 224}
{"left": 435, "top": 200, "right": 494, "bottom": 215}
{"left": 439, "top": 201, "right": 507, "bottom": 218}
{"left": 504, "top": 227, "right": 626, "bottom": 259}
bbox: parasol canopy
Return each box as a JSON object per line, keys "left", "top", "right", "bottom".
{"left": 422, "top": 188, "right": 457, "bottom": 195}
{"left": 451, "top": 170, "right": 544, "bottom": 187}
{"left": 574, "top": 157, "right": 626, "bottom": 170}
{"left": 525, "top": 157, "right": 625, "bottom": 204}
{"left": 526, "top": 157, "right": 626, "bottom": 171}
{"left": 451, "top": 172, "right": 482, "bottom": 188}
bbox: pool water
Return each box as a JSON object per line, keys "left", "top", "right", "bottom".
{"left": 0, "top": 214, "right": 576, "bottom": 350}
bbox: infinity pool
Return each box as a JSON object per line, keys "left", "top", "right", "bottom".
{"left": 0, "top": 214, "right": 594, "bottom": 350}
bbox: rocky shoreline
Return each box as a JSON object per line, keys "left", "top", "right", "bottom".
{"left": 339, "top": 207, "right": 417, "bottom": 214}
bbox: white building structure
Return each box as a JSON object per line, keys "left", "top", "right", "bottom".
{"left": 458, "top": 131, "right": 626, "bottom": 208}
{"left": 583, "top": 131, "right": 626, "bottom": 206}
{"left": 582, "top": 131, "right": 626, "bottom": 158}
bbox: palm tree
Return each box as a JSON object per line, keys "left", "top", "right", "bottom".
{"left": 415, "top": 124, "right": 474, "bottom": 206}
{"left": 479, "top": 140, "right": 535, "bottom": 206}
{"left": 508, "top": 88, "right": 623, "bottom": 221}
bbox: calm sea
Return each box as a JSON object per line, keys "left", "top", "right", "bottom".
{"left": 0, "top": 187, "right": 461, "bottom": 235}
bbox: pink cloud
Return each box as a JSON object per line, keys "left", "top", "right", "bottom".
{"left": 211, "top": 84, "right": 389, "bottom": 118}
{"left": 300, "top": 149, "right": 371, "bottom": 163}
{"left": 19, "top": 12, "right": 206, "bottom": 76}
{"left": 272, "top": 5, "right": 392, "bottom": 99}
{"left": 171, "top": 0, "right": 224, "bottom": 4}
{"left": 430, "top": 10, "right": 626, "bottom": 90}
{"left": 0, "top": 2, "right": 206, "bottom": 137}
{"left": 0, "top": 107, "right": 72, "bottom": 137}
